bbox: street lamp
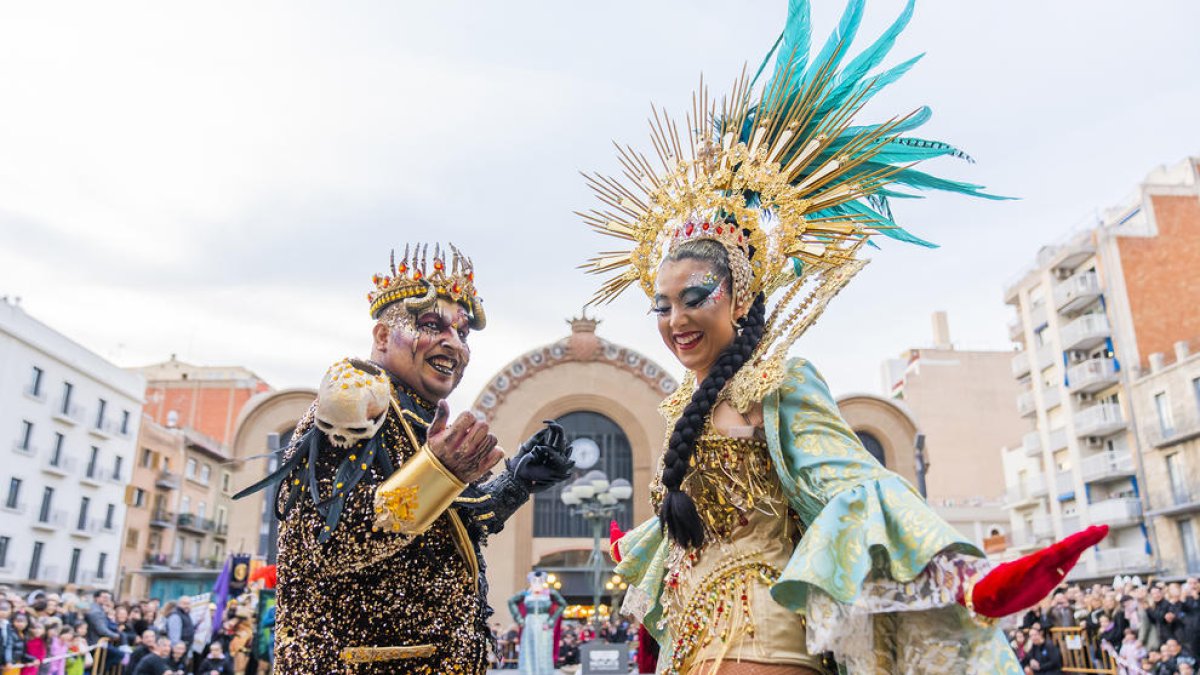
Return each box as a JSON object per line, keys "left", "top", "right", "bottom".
{"left": 561, "top": 465, "right": 632, "bottom": 628}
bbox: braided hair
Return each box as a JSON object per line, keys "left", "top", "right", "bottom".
{"left": 658, "top": 238, "right": 767, "bottom": 549}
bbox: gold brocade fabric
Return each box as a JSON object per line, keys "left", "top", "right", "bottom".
{"left": 657, "top": 433, "right": 826, "bottom": 674}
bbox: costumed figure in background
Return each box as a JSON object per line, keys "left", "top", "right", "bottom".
{"left": 582, "top": 2, "right": 1109, "bottom": 673}
{"left": 235, "top": 244, "right": 574, "bottom": 674}
{"left": 507, "top": 571, "right": 567, "bottom": 675}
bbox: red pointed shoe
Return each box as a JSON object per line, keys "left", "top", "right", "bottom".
{"left": 962, "top": 525, "right": 1109, "bottom": 619}
{"left": 609, "top": 520, "right": 625, "bottom": 563}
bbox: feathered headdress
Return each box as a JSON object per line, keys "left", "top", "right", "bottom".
{"left": 580, "top": 0, "right": 1004, "bottom": 409}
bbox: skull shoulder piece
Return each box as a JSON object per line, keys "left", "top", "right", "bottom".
{"left": 315, "top": 358, "right": 392, "bottom": 449}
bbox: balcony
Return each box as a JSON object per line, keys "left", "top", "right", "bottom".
{"left": 1006, "top": 474, "right": 1048, "bottom": 510}
{"left": 177, "top": 513, "right": 214, "bottom": 534}
{"left": 1148, "top": 486, "right": 1200, "bottom": 518}
{"left": 1093, "top": 547, "right": 1154, "bottom": 575}
{"left": 52, "top": 400, "right": 85, "bottom": 425}
{"left": 144, "top": 553, "right": 171, "bottom": 568}
{"left": 1, "top": 501, "right": 27, "bottom": 517}
{"left": 71, "top": 518, "right": 100, "bottom": 538}
{"left": 1061, "top": 514, "right": 1082, "bottom": 535}
{"left": 1008, "top": 318, "right": 1024, "bottom": 342}
{"left": 41, "top": 453, "right": 77, "bottom": 477}
{"left": 1066, "top": 358, "right": 1119, "bottom": 394}
{"left": 79, "top": 465, "right": 103, "bottom": 487}
{"left": 1054, "top": 271, "right": 1102, "bottom": 314}
{"left": 32, "top": 565, "right": 63, "bottom": 586}
{"left": 1080, "top": 452, "right": 1135, "bottom": 484}
{"left": 1012, "top": 516, "right": 1055, "bottom": 549}
{"left": 88, "top": 419, "right": 114, "bottom": 439}
{"left": 1023, "top": 430, "right": 1043, "bottom": 458}
{"left": 23, "top": 383, "right": 46, "bottom": 402}
{"left": 1012, "top": 350, "right": 1032, "bottom": 378}
{"left": 149, "top": 510, "right": 174, "bottom": 528}
{"left": 1048, "top": 427, "right": 1070, "bottom": 451}
{"left": 155, "top": 470, "right": 181, "bottom": 490}
{"left": 1146, "top": 411, "right": 1200, "bottom": 449}
{"left": 1060, "top": 314, "right": 1111, "bottom": 352}
{"left": 1074, "top": 403, "right": 1127, "bottom": 438}
{"left": 1088, "top": 497, "right": 1142, "bottom": 528}
{"left": 213, "top": 522, "right": 229, "bottom": 538}
{"left": 31, "top": 509, "right": 67, "bottom": 531}
{"left": 79, "top": 570, "right": 112, "bottom": 586}
{"left": 11, "top": 441, "right": 36, "bottom": 458}
{"left": 1017, "top": 390, "right": 1037, "bottom": 417}
{"left": 1055, "top": 470, "right": 1074, "bottom": 496}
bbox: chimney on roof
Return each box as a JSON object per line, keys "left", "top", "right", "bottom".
{"left": 1175, "top": 341, "right": 1191, "bottom": 364}
{"left": 931, "top": 311, "right": 952, "bottom": 350}
{"left": 1149, "top": 353, "right": 1165, "bottom": 373}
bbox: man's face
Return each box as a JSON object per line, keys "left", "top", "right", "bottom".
{"left": 1031, "top": 630, "right": 1044, "bottom": 645}
{"left": 373, "top": 298, "right": 471, "bottom": 402}
{"left": 178, "top": 597, "right": 192, "bottom": 613}
{"left": 142, "top": 630, "right": 157, "bottom": 647}
{"left": 156, "top": 638, "right": 171, "bottom": 657}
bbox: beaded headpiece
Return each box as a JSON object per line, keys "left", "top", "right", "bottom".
{"left": 581, "top": 0, "right": 1002, "bottom": 409}
{"left": 368, "top": 243, "right": 486, "bottom": 329}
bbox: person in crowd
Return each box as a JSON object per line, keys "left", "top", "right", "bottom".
{"left": 162, "top": 598, "right": 193, "bottom": 665}
{"left": 44, "top": 619, "right": 67, "bottom": 675}
{"left": 1118, "top": 628, "right": 1147, "bottom": 674}
{"left": 131, "top": 636, "right": 172, "bottom": 675}
{"left": 2, "top": 599, "right": 14, "bottom": 668}
{"left": 8, "top": 612, "right": 35, "bottom": 672}
{"left": 164, "top": 642, "right": 188, "bottom": 675}
{"left": 1021, "top": 626, "right": 1063, "bottom": 675}
{"left": 1048, "top": 592, "right": 1076, "bottom": 628}
{"left": 63, "top": 623, "right": 92, "bottom": 675}
{"left": 126, "top": 629, "right": 157, "bottom": 675}
{"left": 196, "top": 642, "right": 232, "bottom": 675}
{"left": 23, "top": 618, "right": 46, "bottom": 675}
{"left": 84, "top": 592, "right": 120, "bottom": 647}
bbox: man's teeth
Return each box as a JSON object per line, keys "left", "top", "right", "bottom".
{"left": 428, "top": 357, "right": 456, "bottom": 375}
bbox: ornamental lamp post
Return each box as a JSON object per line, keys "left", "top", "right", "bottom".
{"left": 561, "top": 467, "right": 631, "bottom": 628}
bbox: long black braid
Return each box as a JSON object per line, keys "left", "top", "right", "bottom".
{"left": 659, "top": 239, "right": 767, "bottom": 549}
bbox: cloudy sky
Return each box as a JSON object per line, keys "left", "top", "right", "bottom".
{"left": 1, "top": 1, "right": 1197, "bottom": 413}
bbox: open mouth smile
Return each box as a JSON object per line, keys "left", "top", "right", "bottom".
{"left": 427, "top": 355, "right": 459, "bottom": 376}
{"left": 673, "top": 331, "right": 703, "bottom": 352}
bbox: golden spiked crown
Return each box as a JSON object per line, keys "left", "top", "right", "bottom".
{"left": 368, "top": 243, "right": 486, "bottom": 329}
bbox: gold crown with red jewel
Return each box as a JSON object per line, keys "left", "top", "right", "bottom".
{"left": 367, "top": 243, "right": 486, "bottom": 329}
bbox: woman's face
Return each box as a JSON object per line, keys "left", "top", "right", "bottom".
{"left": 115, "top": 606, "right": 128, "bottom": 622}
{"left": 13, "top": 613, "right": 28, "bottom": 631}
{"left": 653, "top": 258, "right": 739, "bottom": 378}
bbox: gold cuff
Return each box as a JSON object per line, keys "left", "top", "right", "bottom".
{"left": 373, "top": 444, "right": 465, "bottom": 535}
{"left": 339, "top": 644, "right": 437, "bottom": 663}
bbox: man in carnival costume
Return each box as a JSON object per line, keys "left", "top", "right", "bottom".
{"left": 583, "top": 1, "right": 1110, "bottom": 673}
{"left": 236, "top": 244, "right": 575, "bottom": 674}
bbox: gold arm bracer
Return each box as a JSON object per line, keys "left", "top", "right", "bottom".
{"left": 373, "top": 444, "right": 465, "bottom": 535}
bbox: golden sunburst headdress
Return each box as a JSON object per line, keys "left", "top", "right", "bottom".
{"left": 368, "top": 243, "right": 486, "bottom": 329}
{"left": 580, "top": 0, "right": 1003, "bottom": 408}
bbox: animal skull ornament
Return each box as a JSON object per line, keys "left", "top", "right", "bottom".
{"left": 314, "top": 358, "right": 392, "bottom": 449}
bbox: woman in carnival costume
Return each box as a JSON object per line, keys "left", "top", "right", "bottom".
{"left": 582, "top": 1, "right": 1108, "bottom": 673}
{"left": 507, "top": 571, "right": 567, "bottom": 675}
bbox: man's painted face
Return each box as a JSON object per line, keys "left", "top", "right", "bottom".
{"left": 375, "top": 298, "right": 471, "bottom": 402}
{"left": 653, "top": 257, "right": 737, "bottom": 378}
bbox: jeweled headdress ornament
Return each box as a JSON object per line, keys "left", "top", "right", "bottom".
{"left": 368, "top": 243, "right": 486, "bottom": 329}
{"left": 580, "top": 0, "right": 1002, "bottom": 407}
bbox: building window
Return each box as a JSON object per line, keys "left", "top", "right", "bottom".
{"left": 68, "top": 548, "right": 81, "bottom": 584}
{"left": 216, "top": 505, "right": 227, "bottom": 528}
{"left": 112, "top": 455, "right": 124, "bottom": 481}
{"left": 39, "top": 487, "right": 54, "bottom": 522}
{"left": 51, "top": 432, "right": 65, "bottom": 465}
{"left": 18, "top": 420, "right": 33, "bottom": 450}
{"left": 5, "top": 478, "right": 21, "bottom": 509}
{"left": 1193, "top": 377, "right": 1200, "bottom": 411}
{"left": 198, "top": 501, "right": 206, "bottom": 518}
{"left": 120, "top": 410, "right": 130, "bottom": 435}
{"left": 855, "top": 431, "right": 888, "bottom": 467}
{"left": 1181, "top": 520, "right": 1200, "bottom": 575}
{"left": 221, "top": 471, "right": 232, "bottom": 494}
{"left": 200, "top": 464, "right": 211, "bottom": 485}
{"left": 78, "top": 496, "right": 90, "bottom": 530}
{"left": 0, "top": 536, "right": 8, "bottom": 568}
{"left": 29, "top": 366, "right": 44, "bottom": 397}
{"left": 1156, "top": 392, "right": 1176, "bottom": 437}
{"left": 132, "top": 488, "right": 146, "bottom": 508}
{"left": 141, "top": 448, "right": 154, "bottom": 468}
{"left": 95, "top": 398, "right": 107, "bottom": 429}
{"left": 1168, "top": 454, "right": 1189, "bottom": 505}
{"left": 181, "top": 495, "right": 191, "bottom": 515}
{"left": 534, "top": 411, "right": 634, "bottom": 537}
{"left": 29, "top": 541, "right": 44, "bottom": 579}
{"left": 86, "top": 447, "right": 100, "bottom": 479}
{"left": 126, "top": 529, "right": 139, "bottom": 550}
{"left": 60, "top": 382, "right": 73, "bottom": 414}
{"left": 104, "top": 503, "right": 115, "bottom": 530}
{"left": 97, "top": 552, "right": 107, "bottom": 579}
{"left": 186, "top": 458, "right": 197, "bottom": 479}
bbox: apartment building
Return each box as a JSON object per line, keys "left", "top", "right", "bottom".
{"left": 1001, "top": 156, "right": 1200, "bottom": 579}
{"left": 0, "top": 299, "right": 143, "bottom": 591}
{"left": 880, "top": 312, "right": 1030, "bottom": 551}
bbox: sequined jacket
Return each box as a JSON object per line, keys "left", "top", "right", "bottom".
{"left": 274, "top": 389, "right": 530, "bottom": 675}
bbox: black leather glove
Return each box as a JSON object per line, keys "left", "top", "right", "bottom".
{"left": 510, "top": 421, "right": 575, "bottom": 492}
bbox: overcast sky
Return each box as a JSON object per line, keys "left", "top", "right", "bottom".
{"left": 1, "top": 1, "right": 1197, "bottom": 413}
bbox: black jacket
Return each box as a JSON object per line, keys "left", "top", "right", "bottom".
{"left": 132, "top": 654, "right": 171, "bottom": 675}
{"left": 197, "top": 656, "right": 233, "bottom": 675}
{"left": 1021, "top": 641, "right": 1063, "bottom": 675}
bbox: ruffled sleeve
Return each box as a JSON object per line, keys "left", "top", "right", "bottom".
{"left": 613, "top": 516, "right": 670, "bottom": 642}
{"left": 762, "top": 357, "right": 979, "bottom": 611}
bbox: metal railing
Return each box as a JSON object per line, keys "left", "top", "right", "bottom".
{"left": 33, "top": 509, "right": 67, "bottom": 529}
{"left": 12, "top": 440, "right": 37, "bottom": 457}
{"left": 42, "top": 453, "right": 77, "bottom": 475}
{"left": 53, "top": 399, "right": 84, "bottom": 424}
{"left": 155, "top": 470, "right": 181, "bottom": 489}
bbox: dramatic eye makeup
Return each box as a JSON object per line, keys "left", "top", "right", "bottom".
{"left": 651, "top": 272, "right": 727, "bottom": 315}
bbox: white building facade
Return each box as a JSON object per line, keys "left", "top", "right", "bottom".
{"left": 0, "top": 299, "right": 144, "bottom": 591}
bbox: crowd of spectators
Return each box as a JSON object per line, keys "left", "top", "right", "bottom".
{"left": 491, "top": 617, "right": 635, "bottom": 670}
{"left": 0, "top": 585, "right": 260, "bottom": 675}
{"left": 1008, "top": 577, "right": 1200, "bottom": 675}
